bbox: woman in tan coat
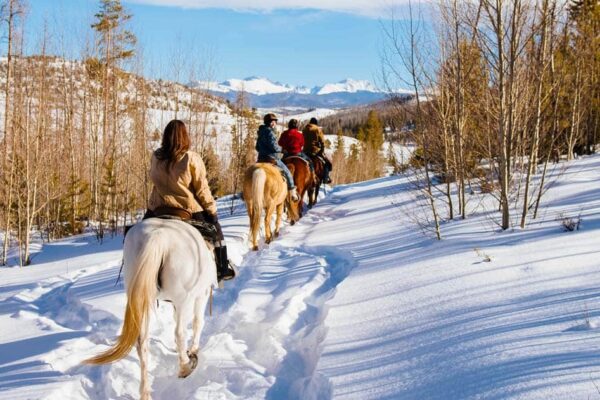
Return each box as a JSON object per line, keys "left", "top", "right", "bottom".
{"left": 146, "top": 119, "right": 235, "bottom": 281}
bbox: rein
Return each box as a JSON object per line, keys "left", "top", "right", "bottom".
{"left": 283, "top": 155, "right": 309, "bottom": 166}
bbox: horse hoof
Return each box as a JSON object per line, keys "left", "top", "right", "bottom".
{"left": 187, "top": 350, "right": 199, "bottom": 369}
{"left": 252, "top": 246, "right": 259, "bottom": 251}
{"left": 290, "top": 221, "right": 295, "bottom": 226}
{"left": 178, "top": 365, "right": 193, "bottom": 379}
{"left": 275, "top": 231, "right": 280, "bottom": 237}
{"left": 265, "top": 238, "right": 271, "bottom": 244}
{"left": 178, "top": 351, "right": 198, "bottom": 378}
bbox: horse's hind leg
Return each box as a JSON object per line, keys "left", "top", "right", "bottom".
{"left": 136, "top": 318, "right": 151, "bottom": 400}
{"left": 247, "top": 202, "right": 259, "bottom": 251}
{"left": 307, "top": 187, "right": 315, "bottom": 209}
{"left": 188, "top": 291, "right": 210, "bottom": 361}
{"left": 274, "top": 203, "right": 284, "bottom": 238}
{"left": 175, "top": 304, "right": 194, "bottom": 378}
{"left": 264, "top": 205, "right": 275, "bottom": 244}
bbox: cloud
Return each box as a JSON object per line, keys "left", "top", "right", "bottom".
{"left": 124, "top": 0, "right": 414, "bottom": 18}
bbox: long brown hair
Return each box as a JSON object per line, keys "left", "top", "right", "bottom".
{"left": 155, "top": 120, "right": 191, "bottom": 170}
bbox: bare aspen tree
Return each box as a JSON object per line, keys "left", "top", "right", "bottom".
{"left": 478, "top": 0, "right": 531, "bottom": 230}
{"left": 381, "top": 0, "right": 442, "bottom": 239}
{"left": 0, "top": 0, "right": 25, "bottom": 265}
{"left": 520, "top": 0, "right": 554, "bottom": 228}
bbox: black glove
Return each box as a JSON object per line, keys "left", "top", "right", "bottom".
{"left": 202, "top": 211, "right": 218, "bottom": 224}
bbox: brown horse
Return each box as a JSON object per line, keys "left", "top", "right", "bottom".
{"left": 307, "top": 155, "right": 326, "bottom": 208}
{"left": 283, "top": 156, "right": 315, "bottom": 224}
{"left": 243, "top": 162, "right": 299, "bottom": 251}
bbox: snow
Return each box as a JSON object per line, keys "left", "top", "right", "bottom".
{"left": 1, "top": 155, "right": 600, "bottom": 399}
{"left": 280, "top": 108, "right": 339, "bottom": 122}
{"left": 195, "top": 77, "right": 387, "bottom": 97}
{"left": 316, "top": 79, "right": 380, "bottom": 95}
{"left": 201, "top": 77, "right": 296, "bottom": 96}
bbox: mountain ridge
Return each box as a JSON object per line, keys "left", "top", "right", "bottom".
{"left": 192, "top": 76, "right": 411, "bottom": 109}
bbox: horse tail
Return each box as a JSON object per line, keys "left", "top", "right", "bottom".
{"left": 84, "top": 232, "right": 162, "bottom": 365}
{"left": 250, "top": 168, "right": 266, "bottom": 238}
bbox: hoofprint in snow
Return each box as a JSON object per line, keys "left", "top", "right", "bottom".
{"left": 1, "top": 155, "right": 600, "bottom": 399}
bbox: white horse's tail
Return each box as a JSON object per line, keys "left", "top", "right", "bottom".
{"left": 250, "top": 168, "right": 266, "bottom": 237}
{"left": 84, "top": 232, "right": 163, "bottom": 365}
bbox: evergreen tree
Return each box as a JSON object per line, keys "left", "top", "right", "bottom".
{"left": 91, "top": 0, "right": 136, "bottom": 230}
{"left": 363, "top": 110, "right": 384, "bottom": 150}
{"left": 92, "top": 0, "right": 136, "bottom": 64}
{"left": 332, "top": 127, "right": 347, "bottom": 183}
{"left": 202, "top": 144, "right": 223, "bottom": 196}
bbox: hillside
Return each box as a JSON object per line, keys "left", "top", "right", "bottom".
{"left": 0, "top": 56, "right": 238, "bottom": 157}
{"left": 0, "top": 154, "right": 598, "bottom": 399}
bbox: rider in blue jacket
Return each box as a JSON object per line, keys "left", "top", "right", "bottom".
{"left": 256, "top": 113, "right": 299, "bottom": 202}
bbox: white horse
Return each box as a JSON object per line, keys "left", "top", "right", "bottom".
{"left": 84, "top": 218, "right": 217, "bottom": 400}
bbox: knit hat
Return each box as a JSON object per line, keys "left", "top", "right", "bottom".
{"left": 264, "top": 113, "right": 278, "bottom": 124}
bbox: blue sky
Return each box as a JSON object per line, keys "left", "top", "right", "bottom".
{"left": 26, "top": 0, "right": 422, "bottom": 87}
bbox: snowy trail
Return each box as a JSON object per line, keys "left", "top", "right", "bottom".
{"left": 0, "top": 191, "right": 358, "bottom": 400}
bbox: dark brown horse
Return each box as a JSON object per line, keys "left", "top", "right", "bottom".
{"left": 307, "top": 155, "right": 326, "bottom": 208}
{"left": 284, "top": 156, "right": 314, "bottom": 224}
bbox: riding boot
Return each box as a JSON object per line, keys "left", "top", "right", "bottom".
{"left": 214, "top": 245, "right": 236, "bottom": 281}
{"left": 323, "top": 168, "right": 332, "bottom": 184}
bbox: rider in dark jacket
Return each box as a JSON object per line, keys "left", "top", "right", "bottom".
{"left": 302, "top": 117, "right": 332, "bottom": 184}
{"left": 256, "top": 113, "right": 299, "bottom": 201}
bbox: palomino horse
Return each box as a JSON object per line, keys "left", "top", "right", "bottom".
{"left": 307, "top": 155, "right": 326, "bottom": 208}
{"left": 84, "top": 218, "right": 216, "bottom": 400}
{"left": 283, "top": 155, "right": 314, "bottom": 224}
{"left": 243, "top": 162, "right": 298, "bottom": 251}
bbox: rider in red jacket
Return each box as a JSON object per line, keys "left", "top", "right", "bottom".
{"left": 279, "top": 120, "right": 304, "bottom": 155}
{"left": 279, "top": 119, "right": 314, "bottom": 171}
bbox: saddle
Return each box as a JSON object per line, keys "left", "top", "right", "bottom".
{"left": 282, "top": 155, "right": 310, "bottom": 167}
{"left": 124, "top": 207, "right": 219, "bottom": 245}
{"left": 256, "top": 158, "right": 286, "bottom": 183}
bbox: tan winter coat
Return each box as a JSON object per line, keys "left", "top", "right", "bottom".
{"left": 302, "top": 123, "right": 325, "bottom": 155}
{"left": 148, "top": 150, "right": 217, "bottom": 216}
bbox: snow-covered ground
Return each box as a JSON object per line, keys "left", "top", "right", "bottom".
{"left": 1, "top": 155, "right": 600, "bottom": 399}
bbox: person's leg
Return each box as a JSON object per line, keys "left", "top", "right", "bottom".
{"left": 276, "top": 159, "right": 295, "bottom": 189}
{"left": 322, "top": 155, "right": 332, "bottom": 183}
{"left": 300, "top": 152, "right": 314, "bottom": 173}
{"left": 275, "top": 159, "right": 299, "bottom": 201}
{"left": 193, "top": 212, "right": 235, "bottom": 281}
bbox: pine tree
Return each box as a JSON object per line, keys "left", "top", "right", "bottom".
{"left": 91, "top": 0, "right": 136, "bottom": 231}
{"left": 363, "top": 110, "right": 384, "bottom": 150}
{"left": 202, "top": 144, "right": 223, "bottom": 196}
{"left": 332, "top": 127, "right": 347, "bottom": 183}
{"left": 358, "top": 110, "right": 385, "bottom": 180}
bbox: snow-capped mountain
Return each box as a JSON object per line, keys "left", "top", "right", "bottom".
{"left": 316, "top": 78, "right": 379, "bottom": 95}
{"left": 199, "top": 76, "right": 297, "bottom": 96}
{"left": 192, "top": 77, "right": 409, "bottom": 109}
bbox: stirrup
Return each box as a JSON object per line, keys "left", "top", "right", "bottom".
{"left": 218, "top": 262, "right": 236, "bottom": 282}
